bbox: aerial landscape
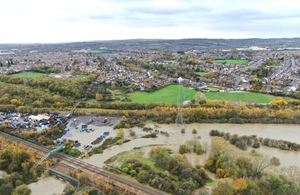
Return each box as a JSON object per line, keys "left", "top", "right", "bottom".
{"left": 1, "top": 0, "right": 300, "bottom": 195}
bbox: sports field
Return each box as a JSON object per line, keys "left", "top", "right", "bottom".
{"left": 77, "top": 75, "right": 87, "bottom": 79}
{"left": 206, "top": 87, "right": 219, "bottom": 92}
{"left": 11, "top": 72, "right": 45, "bottom": 78}
{"left": 89, "top": 50, "right": 110, "bottom": 53}
{"left": 128, "top": 85, "right": 197, "bottom": 104}
{"left": 214, "top": 59, "right": 248, "bottom": 64}
{"left": 204, "top": 92, "right": 293, "bottom": 103}
{"left": 195, "top": 71, "right": 211, "bottom": 76}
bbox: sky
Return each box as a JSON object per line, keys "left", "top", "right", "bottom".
{"left": 1, "top": 0, "right": 300, "bottom": 43}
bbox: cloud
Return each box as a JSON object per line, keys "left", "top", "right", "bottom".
{"left": 1, "top": 0, "right": 300, "bottom": 43}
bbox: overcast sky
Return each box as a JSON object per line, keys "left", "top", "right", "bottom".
{"left": 1, "top": 0, "right": 300, "bottom": 43}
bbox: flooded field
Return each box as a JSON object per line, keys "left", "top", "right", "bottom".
{"left": 63, "top": 117, "right": 300, "bottom": 168}
{"left": 61, "top": 116, "right": 120, "bottom": 150}
{"left": 28, "top": 177, "right": 66, "bottom": 195}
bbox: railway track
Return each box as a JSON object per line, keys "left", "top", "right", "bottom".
{"left": 0, "top": 132, "right": 168, "bottom": 195}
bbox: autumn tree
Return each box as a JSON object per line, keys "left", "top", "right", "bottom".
{"left": 194, "top": 91, "right": 206, "bottom": 103}
{"left": 96, "top": 93, "right": 103, "bottom": 101}
{"left": 179, "top": 144, "right": 187, "bottom": 154}
{"left": 117, "top": 128, "right": 124, "bottom": 138}
{"left": 12, "top": 184, "right": 31, "bottom": 195}
{"left": 270, "top": 97, "right": 288, "bottom": 109}
{"left": 63, "top": 184, "right": 75, "bottom": 195}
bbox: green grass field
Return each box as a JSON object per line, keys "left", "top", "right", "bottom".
{"left": 76, "top": 75, "right": 87, "bottom": 79}
{"left": 11, "top": 72, "right": 45, "bottom": 78}
{"left": 204, "top": 92, "right": 293, "bottom": 103}
{"left": 214, "top": 59, "right": 248, "bottom": 64}
{"left": 105, "top": 147, "right": 166, "bottom": 172}
{"left": 195, "top": 71, "right": 212, "bottom": 76}
{"left": 206, "top": 87, "right": 219, "bottom": 92}
{"left": 89, "top": 50, "right": 110, "bottom": 53}
{"left": 128, "top": 85, "right": 197, "bottom": 104}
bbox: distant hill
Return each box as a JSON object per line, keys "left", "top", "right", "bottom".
{"left": 0, "top": 38, "right": 300, "bottom": 52}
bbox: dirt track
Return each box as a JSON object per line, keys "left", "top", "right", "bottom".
{"left": 69, "top": 116, "right": 121, "bottom": 128}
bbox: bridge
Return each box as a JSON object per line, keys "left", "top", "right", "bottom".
{"left": 0, "top": 132, "right": 168, "bottom": 195}
{"left": 34, "top": 146, "right": 64, "bottom": 167}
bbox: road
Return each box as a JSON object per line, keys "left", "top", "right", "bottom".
{"left": 0, "top": 132, "right": 168, "bottom": 195}
{"left": 232, "top": 59, "right": 264, "bottom": 86}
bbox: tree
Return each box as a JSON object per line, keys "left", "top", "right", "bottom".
{"left": 149, "top": 146, "right": 168, "bottom": 160}
{"left": 251, "top": 153, "right": 270, "bottom": 178}
{"left": 63, "top": 184, "right": 75, "bottom": 195}
{"left": 0, "top": 184, "right": 14, "bottom": 195}
{"left": 12, "top": 184, "right": 31, "bottom": 195}
{"left": 78, "top": 172, "right": 90, "bottom": 183}
{"left": 137, "top": 171, "right": 150, "bottom": 184}
{"left": 117, "top": 128, "right": 124, "bottom": 138}
{"left": 11, "top": 99, "right": 18, "bottom": 105}
{"left": 270, "top": 97, "right": 288, "bottom": 109}
{"left": 96, "top": 93, "right": 103, "bottom": 101}
{"left": 179, "top": 144, "right": 187, "bottom": 154}
{"left": 194, "top": 92, "right": 206, "bottom": 103}
{"left": 234, "top": 178, "right": 248, "bottom": 190}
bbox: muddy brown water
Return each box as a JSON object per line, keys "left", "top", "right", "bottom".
{"left": 62, "top": 119, "right": 300, "bottom": 168}
{"left": 28, "top": 177, "right": 66, "bottom": 195}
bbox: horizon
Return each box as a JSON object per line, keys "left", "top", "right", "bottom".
{"left": 1, "top": 37, "right": 300, "bottom": 45}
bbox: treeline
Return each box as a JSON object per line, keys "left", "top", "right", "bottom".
{"left": 116, "top": 146, "right": 210, "bottom": 195}
{"left": 0, "top": 135, "right": 56, "bottom": 195}
{"left": 30, "top": 65, "right": 62, "bottom": 74}
{"left": 0, "top": 82, "right": 74, "bottom": 109}
{"left": 0, "top": 105, "right": 69, "bottom": 114}
{"left": 210, "top": 130, "right": 300, "bottom": 151}
{"left": 0, "top": 74, "right": 87, "bottom": 99}
{"left": 77, "top": 102, "right": 300, "bottom": 125}
{"left": 205, "top": 137, "right": 300, "bottom": 195}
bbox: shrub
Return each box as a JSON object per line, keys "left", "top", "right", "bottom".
{"left": 130, "top": 170, "right": 137, "bottom": 176}
{"left": 179, "top": 144, "right": 187, "bottom": 154}
{"left": 235, "top": 140, "right": 247, "bottom": 150}
{"left": 122, "top": 167, "right": 129, "bottom": 173}
{"left": 192, "top": 129, "right": 197, "bottom": 134}
{"left": 130, "top": 130, "right": 136, "bottom": 136}
{"left": 141, "top": 164, "right": 150, "bottom": 171}
{"left": 118, "top": 139, "right": 123, "bottom": 145}
{"left": 253, "top": 141, "right": 261, "bottom": 148}
{"left": 137, "top": 171, "right": 150, "bottom": 184}
{"left": 229, "top": 137, "right": 239, "bottom": 145}
{"left": 270, "top": 157, "right": 281, "bottom": 166}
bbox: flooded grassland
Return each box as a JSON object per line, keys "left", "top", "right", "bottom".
{"left": 62, "top": 117, "right": 300, "bottom": 168}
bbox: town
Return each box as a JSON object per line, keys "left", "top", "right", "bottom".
{"left": 1, "top": 40, "right": 300, "bottom": 99}
{"left": 1, "top": 39, "right": 300, "bottom": 195}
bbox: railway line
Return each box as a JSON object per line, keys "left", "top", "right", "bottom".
{"left": 0, "top": 132, "right": 168, "bottom": 195}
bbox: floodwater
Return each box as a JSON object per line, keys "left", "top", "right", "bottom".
{"left": 28, "top": 177, "right": 66, "bottom": 195}
{"left": 61, "top": 118, "right": 300, "bottom": 168}
{"left": 75, "top": 123, "right": 300, "bottom": 168}
{"left": 62, "top": 124, "right": 114, "bottom": 151}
